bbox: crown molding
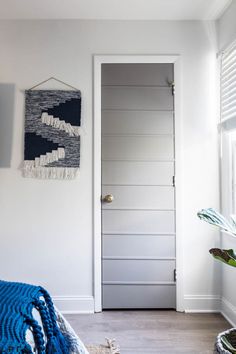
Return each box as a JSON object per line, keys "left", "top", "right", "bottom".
{"left": 203, "top": 0, "right": 232, "bottom": 20}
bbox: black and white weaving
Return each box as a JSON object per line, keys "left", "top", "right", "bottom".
{"left": 23, "top": 90, "right": 81, "bottom": 179}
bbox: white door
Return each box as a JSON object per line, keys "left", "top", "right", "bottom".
{"left": 101, "top": 63, "right": 176, "bottom": 309}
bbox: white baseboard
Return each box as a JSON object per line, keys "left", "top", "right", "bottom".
{"left": 221, "top": 297, "right": 236, "bottom": 327}
{"left": 53, "top": 296, "right": 94, "bottom": 314}
{"left": 184, "top": 295, "right": 221, "bottom": 312}
{"left": 51, "top": 294, "right": 235, "bottom": 319}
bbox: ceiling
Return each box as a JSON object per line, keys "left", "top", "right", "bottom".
{"left": 0, "top": 0, "right": 232, "bottom": 20}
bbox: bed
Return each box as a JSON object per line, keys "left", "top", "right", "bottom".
{"left": 26, "top": 307, "right": 89, "bottom": 353}
{"left": 0, "top": 280, "right": 89, "bottom": 353}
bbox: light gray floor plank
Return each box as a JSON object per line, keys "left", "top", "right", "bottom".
{"left": 65, "top": 310, "right": 230, "bottom": 354}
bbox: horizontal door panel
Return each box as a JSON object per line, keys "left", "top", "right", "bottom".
{"left": 103, "top": 259, "right": 175, "bottom": 282}
{"left": 102, "top": 111, "right": 173, "bottom": 135}
{"left": 102, "top": 210, "right": 175, "bottom": 234}
{"left": 103, "top": 235, "right": 175, "bottom": 258}
{"left": 102, "top": 87, "right": 173, "bottom": 111}
{"left": 102, "top": 136, "right": 174, "bottom": 161}
{"left": 102, "top": 185, "right": 174, "bottom": 210}
{"left": 102, "top": 161, "right": 174, "bottom": 185}
{"left": 102, "top": 63, "right": 173, "bottom": 86}
{"left": 103, "top": 284, "right": 176, "bottom": 309}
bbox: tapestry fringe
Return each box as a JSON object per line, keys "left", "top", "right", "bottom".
{"left": 23, "top": 166, "right": 79, "bottom": 179}
{"left": 105, "top": 338, "right": 120, "bottom": 354}
{"left": 41, "top": 112, "right": 80, "bottom": 137}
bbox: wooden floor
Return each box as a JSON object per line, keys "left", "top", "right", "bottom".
{"left": 65, "top": 310, "right": 230, "bottom": 354}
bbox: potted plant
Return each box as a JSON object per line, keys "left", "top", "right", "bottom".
{"left": 198, "top": 208, "right": 236, "bottom": 353}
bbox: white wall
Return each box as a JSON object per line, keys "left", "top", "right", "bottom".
{"left": 0, "top": 19, "right": 220, "bottom": 312}
{"left": 217, "top": 0, "right": 236, "bottom": 325}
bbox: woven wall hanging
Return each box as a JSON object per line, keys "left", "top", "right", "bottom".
{"left": 23, "top": 78, "right": 81, "bottom": 179}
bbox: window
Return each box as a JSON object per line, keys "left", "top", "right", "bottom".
{"left": 220, "top": 41, "right": 236, "bottom": 216}
{"left": 221, "top": 41, "right": 236, "bottom": 128}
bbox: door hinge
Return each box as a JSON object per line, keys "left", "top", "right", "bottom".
{"left": 172, "top": 175, "right": 175, "bottom": 187}
{"left": 174, "top": 269, "right": 177, "bottom": 282}
{"left": 168, "top": 81, "right": 175, "bottom": 95}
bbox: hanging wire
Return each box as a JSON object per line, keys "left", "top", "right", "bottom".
{"left": 28, "top": 77, "right": 80, "bottom": 91}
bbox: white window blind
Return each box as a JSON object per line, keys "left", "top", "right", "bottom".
{"left": 221, "top": 41, "right": 236, "bottom": 130}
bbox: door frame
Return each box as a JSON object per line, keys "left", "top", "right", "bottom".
{"left": 93, "top": 55, "right": 184, "bottom": 312}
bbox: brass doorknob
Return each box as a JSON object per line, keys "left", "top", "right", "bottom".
{"left": 102, "top": 194, "right": 114, "bottom": 203}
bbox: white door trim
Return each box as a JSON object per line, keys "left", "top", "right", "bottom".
{"left": 93, "top": 55, "right": 184, "bottom": 312}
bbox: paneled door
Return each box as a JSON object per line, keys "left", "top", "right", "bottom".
{"left": 101, "top": 64, "right": 176, "bottom": 309}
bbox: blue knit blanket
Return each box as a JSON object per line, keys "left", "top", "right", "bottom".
{"left": 0, "top": 280, "right": 72, "bottom": 353}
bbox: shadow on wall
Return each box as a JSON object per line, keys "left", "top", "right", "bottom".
{"left": 0, "top": 84, "right": 15, "bottom": 167}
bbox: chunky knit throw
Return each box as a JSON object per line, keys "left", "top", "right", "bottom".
{"left": 0, "top": 280, "right": 72, "bottom": 353}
